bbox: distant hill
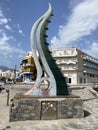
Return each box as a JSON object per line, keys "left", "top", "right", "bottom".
{"left": 0, "top": 65, "right": 14, "bottom": 71}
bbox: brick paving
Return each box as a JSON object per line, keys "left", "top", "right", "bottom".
{"left": 0, "top": 85, "right": 98, "bottom": 130}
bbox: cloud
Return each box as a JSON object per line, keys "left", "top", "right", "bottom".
{"left": 0, "top": 10, "right": 8, "bottom": 25}
{"left": 5, "top": 24, "right": 12, "bottom": 31}
{"left": 16, "top": 24, "right": 24, "bottom": 36}
{"left": 84, "top": 42, "right": 98, "bottom": 58}
{"left": 0, "top": 32, "right": 25, "bottom": 53}
{"left": 0, "top": 17, "right": 8, "bottom": 25}
{"left": 0, "top": 32, "right": 12, "bottom": 45}
{"left": 51, "top": 0, "right": 98, "bottom": 49}
{"left": 0, "top": 10, "right": 26, "bottom": 67}
{"left": 0, "top": 32, "right": 26, "bottom": 67}
{"left": 19, "top": 29, "right": 24, "bottom": 36}
{"left": 0, "top": 9, "right": 13, "bottom": 32}
{"left": 17, "top": 42, "right": 22, "bottom": 47}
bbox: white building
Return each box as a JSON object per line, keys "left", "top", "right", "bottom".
{"left": 0, "top": 70, "right": 18, "bottom": 80}
{"left": 52, "top": 48, "right": 98, "bottom": 85}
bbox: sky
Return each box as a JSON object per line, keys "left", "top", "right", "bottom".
{"left": 0, "top": 0, "right": 98, "bottom": 69}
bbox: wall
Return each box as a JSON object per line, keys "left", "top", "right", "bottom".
{"left": 10, "top": 95, "right": 84, "bottom": 121}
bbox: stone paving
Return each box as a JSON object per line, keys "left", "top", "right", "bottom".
{"left": 0, "top": 85, "right": 98, "bottom": 130}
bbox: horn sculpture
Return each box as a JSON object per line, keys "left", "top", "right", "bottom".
{"left": 24, "top": 3, "right": 69, "bottom": 96}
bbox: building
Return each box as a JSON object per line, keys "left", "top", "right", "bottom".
{"left": 0, "top": 69, "right": 18, "bottom": 83}
{"left": 52, "top": 48, "right": 98, "bottom": 85}
{"left": 20, "top": 51, "right": 36, "bottom": 83}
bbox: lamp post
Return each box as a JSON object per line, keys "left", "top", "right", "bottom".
{"left": 6, "top": 89, "right": 9, "bottom": 106}
{"left": 14, "top": 65, "right": 17, "bottom": 84}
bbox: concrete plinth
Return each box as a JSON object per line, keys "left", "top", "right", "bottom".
{"left": 10, "top": 94, "right": 84, "bottom": 121}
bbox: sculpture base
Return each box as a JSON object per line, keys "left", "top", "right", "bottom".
{"left": 10, "top": 94, "right": 84, "bottom": 121}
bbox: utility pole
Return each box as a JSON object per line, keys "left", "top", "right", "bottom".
{"left": 14, "top": 65, "right": 17, "bottom": 77}
{"left": 14, "top": 65, "right": 17, "bottom": 84}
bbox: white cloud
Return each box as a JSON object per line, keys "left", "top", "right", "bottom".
{"left": 51, "top": 0, "right": 98, "bottom": 49}
{"left": 0, "top": 33, "right": 11, "bottom": 46}
{"left": 17, "top": 42, "right": 22, "bottom": 47}
{"left": 84, "top": 42, "right": 98, "bottom": 58}
{"left": 0, "top": 31, "right": 25, "bottom": 67}
{"left": 0, "top": 10, "right": 3, "bottom": 17}
{"left": 19, "top": 29, "right": 24, "bottom": 36}
{"left": 0, "top": 32, "right": 24, "bottom": 53}
{"left": 5, "top": 24, "right": 12, "bottom": 31}
{"left": 0, "top": 10, "right": 8, "bottom": 25}
{"left": 0, "top": 17, "right": 8, "bottom": 25}
{"left": 0, "top": 9, "right": 26, "bottom": 67}
{"left": 16, "top": 24, "right": 24, "bottom": 36}
{"left": 0, "top": 9, "right": 12, "bottom": 31}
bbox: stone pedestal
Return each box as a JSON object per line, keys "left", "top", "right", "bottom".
{"left": 10, "top": 94, "right": 84, "bottom": 121}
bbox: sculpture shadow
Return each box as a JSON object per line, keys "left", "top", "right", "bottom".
{"left": 84, "top": 109, "right": 91, "bottom": 118}
{"left": 83, "top": 97, "right": 95, "bottom": 102}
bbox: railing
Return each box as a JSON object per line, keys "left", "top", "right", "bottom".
{"left": 22, "top": 63, "right": 35, "bottom": 67}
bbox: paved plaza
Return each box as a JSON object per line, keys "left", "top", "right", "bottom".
{"left": 0, "top": 84, "right": 98, "bottom": 130}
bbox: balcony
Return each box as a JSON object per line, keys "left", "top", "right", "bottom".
{"left": 61, "top": 67, "right": 78, "bottom": 71}
{"left": 83, "top": 63, "right": 98, "bottom": 71}
{"left": 83, "top": 68, "right": 98, "bottom": 74}
{"left": 22, "top": 63, "right": 35, "bottom": 67}
{"left": 83, "top": 56, "right": 98, "bottom": 65}
{"left": 53, "top": 54, "right": 77, "bottom": 58}
{"left": 56, "top": 60, "right": 77, "bottom": 65}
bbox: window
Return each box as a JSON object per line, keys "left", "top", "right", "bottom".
{"left": 80, "top": 78, "right": 82, "bottom": 83}
{"left": 84, "top": 78, "right": 86, "bottom": 83}
{"left": 68, "top": 78, "right": 71, "bottom": 83}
